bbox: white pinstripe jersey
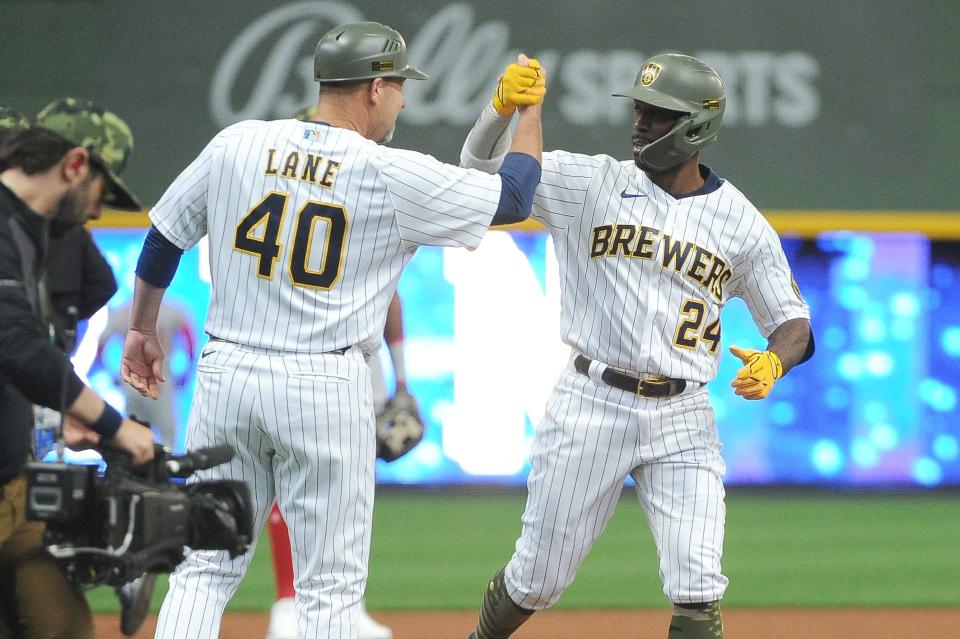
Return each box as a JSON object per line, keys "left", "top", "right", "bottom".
{"left": 533, "top": 150, "right": 809, "bottom": 383}
{"left": 150, "top": 119, "right": 502, "bottom": 352}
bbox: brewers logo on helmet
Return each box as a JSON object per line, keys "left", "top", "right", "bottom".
{"left": 640, "top": 62, "right": 662, "bottom": 87}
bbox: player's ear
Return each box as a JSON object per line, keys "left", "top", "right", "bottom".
{"left": 368, "top": 77, "right": 384, "bottom": 106}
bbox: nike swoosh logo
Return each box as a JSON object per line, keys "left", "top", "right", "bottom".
{"left": 620, "top": 189, "right": 647, "bottom": 199}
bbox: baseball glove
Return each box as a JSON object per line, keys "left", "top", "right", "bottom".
{"left": 376, "top": 388, "right": 424, "bottom": 462}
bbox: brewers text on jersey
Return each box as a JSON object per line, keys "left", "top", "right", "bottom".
{"left": 589, "top": 224, "right": 732, "bottom": 302}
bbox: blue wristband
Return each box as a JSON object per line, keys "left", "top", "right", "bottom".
{"left": 89, "top": 403, "right": 123, "bottom": 438}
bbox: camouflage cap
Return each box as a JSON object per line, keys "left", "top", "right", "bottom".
{"left": 35, "top": 98, "right": 141, "bottom": 211}
{"left": 0, "top": 107, "right": 30, "bottom": 141}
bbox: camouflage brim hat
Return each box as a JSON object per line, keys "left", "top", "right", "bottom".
{"left": 36, "top": 98, "right": 141, "bottom": 211}
{"left": 0, "top": 107, "right": 30, "bottom": 141}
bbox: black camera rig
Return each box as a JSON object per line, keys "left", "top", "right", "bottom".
{"left": 25, "top": 443, "right": 252, "bottom": 590}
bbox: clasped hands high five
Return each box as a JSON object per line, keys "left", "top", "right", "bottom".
{"left": 493, "top": 53, "right": 547, "bottom": 116}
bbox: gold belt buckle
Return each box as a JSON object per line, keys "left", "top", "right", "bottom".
{"left": 637, "top": 377, "right": 670, "bottom": 397}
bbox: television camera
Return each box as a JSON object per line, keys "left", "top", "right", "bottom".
{"left": 25, "top": 443, "right": 252, "bottom": 591}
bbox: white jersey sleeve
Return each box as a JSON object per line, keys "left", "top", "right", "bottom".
{"left": 727, "top": 212, "right": 810, "bottom": 337}
{"left": 531, "top": 150, "right": 606, "bottom": 232}
{"left": 458, "top": 107, "right": 603, "bottom": 234}
{"left": 458, "top": 103, "right": 513, "bottom": 175}
{"left": 146, "top": 119, "right": 512, "bottom": 352}
{"left": 379, "top": 147, "right": 501, "bottom": 251}
{"left": 149, "top": 138, "right": 216, "bottom": 250}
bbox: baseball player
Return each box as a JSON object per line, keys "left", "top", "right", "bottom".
{"left": 121, "top": 22, "right": 545, "bottom": 638}
{"left": 266, "top": 292, "right": 420, "bottom": 639}
{"left": 460, "top": 54, "right": 814, "bottom": 638}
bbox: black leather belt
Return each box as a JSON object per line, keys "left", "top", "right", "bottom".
{"left": 574, "top": 355, "right": 690, "bottom": 398}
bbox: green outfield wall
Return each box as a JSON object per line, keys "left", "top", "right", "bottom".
{"left": 1, "top": 1, "right": 957, "bottom": 210}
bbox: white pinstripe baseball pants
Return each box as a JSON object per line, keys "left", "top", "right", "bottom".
{"left": 155, "top": 340, "right": 375, "bottom": 639}
{"left": 504, "top": 360, "right": 728, "bottom": 609}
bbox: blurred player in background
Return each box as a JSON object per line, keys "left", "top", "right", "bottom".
{"left": 122, "top": 21, "right": 543, "bottom": 638}
{"left": 97, "top": 299, "right": 196, "bottom": 448}
{"left": 266, "top": 293, "right": 421, "bottom": 639}
{"left": 460, "top": 53, "right": 813, "bottom": 638}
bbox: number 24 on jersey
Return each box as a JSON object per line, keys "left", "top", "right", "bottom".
{"left": 673, "top": 298, "right": 721, "bottom": 353}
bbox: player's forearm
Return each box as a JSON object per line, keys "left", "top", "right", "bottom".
{"left": 766, "top": 318, "right": 813, "bottom": 374}
{"left": 128, "top": 276, "right": 167, "bottom": 333}
{"left": 509, "top": 103, "right": 542, "bottom": 164}
{"left": 488, "top": 103, "right": 543, "bottom": 224}
{"left": 131, "top": 225, "right": 183, "bottom": 331}
{"left": 460, "top": 102, "right": 513, "bottom": 172}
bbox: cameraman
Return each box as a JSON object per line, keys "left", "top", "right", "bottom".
{"left": 0, "top": 99, "right": 155, "bottom": 638}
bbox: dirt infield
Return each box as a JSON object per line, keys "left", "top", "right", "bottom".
{"left": 96, "top": 608, "right": 960, "bottom": 638}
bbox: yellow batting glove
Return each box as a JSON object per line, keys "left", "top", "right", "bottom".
{"left": 493, "top": 55, "right": 546, "bottom": 117}
{"left": 729, "top": 345, "right": 783, "bottom": 400}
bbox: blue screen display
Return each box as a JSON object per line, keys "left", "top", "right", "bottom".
{"left": 78, "top": 229, "right": 960, "bottom": 487}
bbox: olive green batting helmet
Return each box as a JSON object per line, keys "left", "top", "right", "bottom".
{"left": 613, "top": 53, "right": 725, "bottom": 174}
{"left": 313, "top": 21, "right": 428, "bottom": 84}
{"left": 36, "top": 98, "right": 141, "bottom": 210}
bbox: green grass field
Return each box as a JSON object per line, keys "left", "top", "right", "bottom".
{"left": 86, "top": 488, "right": 960, "bottom": 613}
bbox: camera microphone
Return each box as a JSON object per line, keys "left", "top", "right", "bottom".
{"left": 165, "top": 445, "right": 235, "bottom": 478}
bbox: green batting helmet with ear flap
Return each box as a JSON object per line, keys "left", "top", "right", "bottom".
{"left": 313, "top": 21, "right": 428, "bottom": 83}
{"left": 613, "top": 53, "right": 725, "bottom": 174}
